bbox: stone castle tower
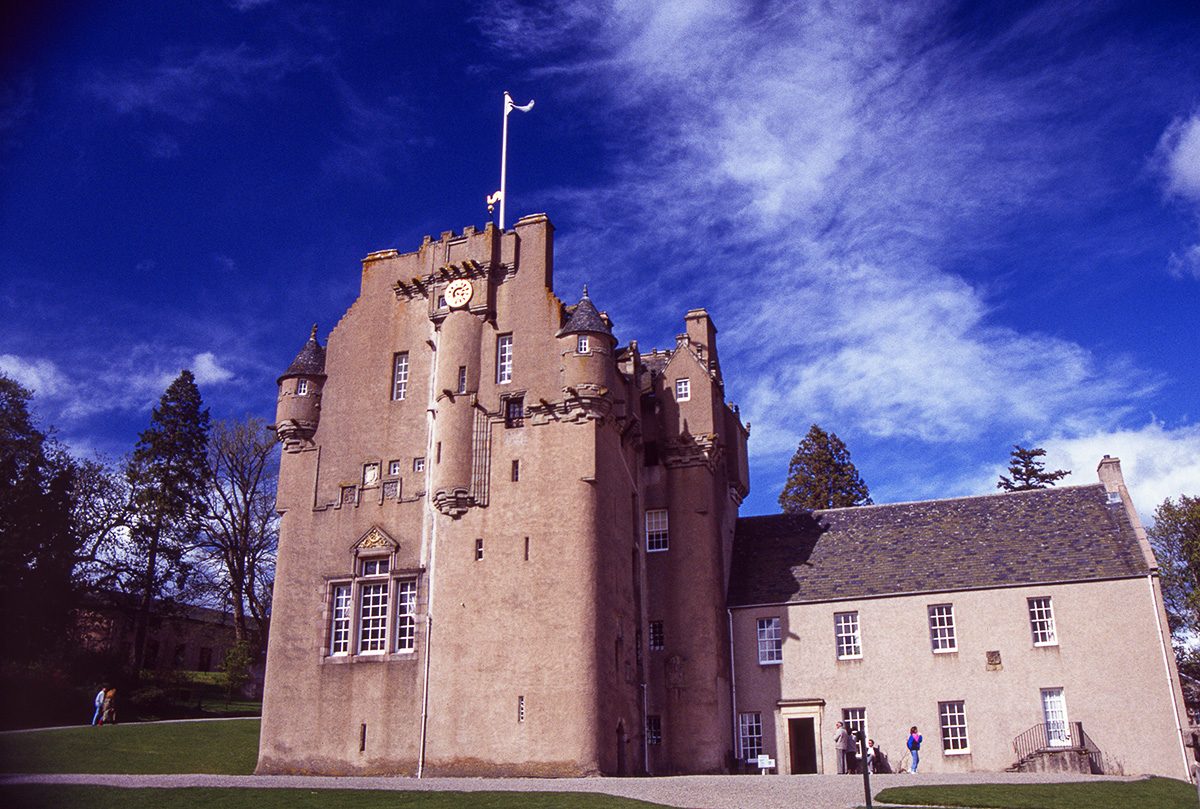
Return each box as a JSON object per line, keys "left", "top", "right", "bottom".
{"left": 258, "top": 214, "right": 749, "bottom": 776}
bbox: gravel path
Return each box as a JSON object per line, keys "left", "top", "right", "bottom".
{"left": 0, "top": 770, "right": 1140, "bottom": 809}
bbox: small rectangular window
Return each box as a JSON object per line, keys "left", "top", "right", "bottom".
{"left": 497, "top": 334, "right": 513, "bottom": 384}
{"left": 739, "top": 712, "right": 763, "bottom": 760}
{"left": 649, "top": 620, "right": 665, "bottom": 650}
{"left": 835, "top": 611, "right": 862, "bottom": 659}
{"left": 518, "top": 695, "right": 525, "bottom": 722}
{"left": 392, "top": 352, "right": 409, "bottom": 400}
{"left": 388, "top": 459, "right": 402, "bottom": 476}
{"left": 395, "top": 580, "right": 417, "bottom": 652}
{"left": 1028, "top": 597, "right": 1057, "bottom": 646}
{"left": 675, "top": 378, "right": 690, "bottom": 401}
{"left": 645, "top": 509, "right": 669, "bottom": 552}
{"left": 296, "top": 378, "right": 308, "bottom": 395}
{"left": 939, "top": 701, "right": 969, "bottom": 752}
{"left": 757, "top": 617, "right": 782, "bottom": 664}
{"left": 505, "top": 396, "right": 524, "bottom": 428}
{"left": 457, "top": 366, "right": 467, "bottom": 394}
{"left": 475, "top": 538, "right": 484, "bottom": 561}
{"left": 413, "top": 457, "right": 425, "bottom": 472}
{"left": 647, "top": 715, "right": 662, "bottom": 745}
{"left": 842, "top": 707, "right": 866, "bottom": 739}
{"left": 361, "top": 558, "right": 389, "bottom": 576}
{"left": 577, "top": 334, "right": 589, "bottom": 353}
{"left": 929, "top": 604, "right": 957, "bottom": 653}
{"left": 511, "top": 459, "right": 520, "bottom": 482}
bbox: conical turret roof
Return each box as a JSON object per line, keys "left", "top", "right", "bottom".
{"left": 277, "top": 325, "right": 327, "bottom": 385}
{"left": 556, "top": 287, "right": 612, "bottom": 337}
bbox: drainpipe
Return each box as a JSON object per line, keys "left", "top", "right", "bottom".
{"left": 728, "top": 609, "right": 739, "bottom": 764}
{"left": 418, "top": 615, "right": 433, "bottom": 777}
{"left": 642, "top": 682, "right": 649, "bottom": 775}
{"left": 1148, "top": 574, "right": 1190, "bottom": 780}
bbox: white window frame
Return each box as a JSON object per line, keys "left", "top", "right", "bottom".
{"left": 928, "top": 603, "right": 957, "bottom": 653}
{"left": 296, "top": 378, "right": 308, "bottom": 395}
{"left": 413, "top": 457, "right": 425, "bottom": 472}
{"left": 388, "top": 459, "right": 402, "bottom": 476}
{"left": 675, "top": 378, "right": 690, "bottom": 401}
{"left": 357, "top": 580, "right": 390, "bottom": 654}
{"left": 577, "top": 334, "right": 589, "bottom": 353}
{"left": 395, "top": 580, "right": 417, "bottom": 653}
{"left": 329, "top": 584, "right": 352, "bottom": 655}
{"left": 645, "top": 509, "right": 669, "bottom": 552}
{"left": 496, "top": 334, "right": 513, "bottom": 384}
{"left": 739, "top": 712, "right": 763, "bottom": 760}
{"left": 835, "top": 611, "right": 862, "bottom": 659}
{"left": 842, "top": 707, "right": 867, "bottom": 740}
{"left": 757, "top": 617, "right": 782, "bottom": 664}
{"left": 457, "top": 365, "right": 467, "bottom": 394}
{"left": 1028, "top": 596, "right": 1057, "bottom": 646}
{"left": 392, "top": 352, "right": 409, "bottom": 401}
{"left": 939, "top": 700, "right": 969, "bottom": 753}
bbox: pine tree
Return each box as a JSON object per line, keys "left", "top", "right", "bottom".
{"left": 997, "top": 445, "right": 1069, "bottom": 491}
{"left": 125, "top": 370, "right": 211, "bottom": 673}
{"left": 778, "top": 424, "right": 872, "bottom": 512}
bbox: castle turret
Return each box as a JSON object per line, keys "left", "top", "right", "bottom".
{"left": 274, "top": 325, "right": 326, "bottom": 447}
{"left": 556, "top": 287, "right": 616, "bottom": 418}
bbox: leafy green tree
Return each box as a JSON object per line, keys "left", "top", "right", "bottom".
{"left": 0, "top": 375, "right": 79, "bottom": 661}
{"left": 778, "top": 424, "right": 872, "bottom": 512}
{"left": 125, "top": 370, "right": 211, "bottom": 673}
{"left": 997, "top": 445, "right": 1070, "bottom": 491}
{"left": 194, "top": 416, "right": 278, "bottom": 652}
{"left": 1148, "top": 495, "right": 1200, "bottom": 649}
{"left": 220, "top": 639, "right": 256, "bottom": 707}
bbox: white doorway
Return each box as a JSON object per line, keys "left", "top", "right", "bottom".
{"left": 1041, "top": 688, "right": 1069, "bottom": 747}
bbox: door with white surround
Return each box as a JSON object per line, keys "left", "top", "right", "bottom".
{"left": 1041, "top": 688, "right": 1069, "bottom": 747}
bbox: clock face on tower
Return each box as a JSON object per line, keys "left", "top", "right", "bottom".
{"left": 444, "top": 279, "right": 473, "bottom": 308}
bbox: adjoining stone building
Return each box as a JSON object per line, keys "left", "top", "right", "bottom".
{"left": 259, "top": 213, "right": 1187, "bottom": 780}
{"left": 258, "top": 214, "right": 749, "bottom": 776}
{"left": 728, "top": 457, "right": 1190, "bottom": 779}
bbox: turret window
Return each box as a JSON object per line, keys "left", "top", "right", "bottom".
{"left": 577, "top": 334, "right": 590, "bottom": 353}
{"left": 646, "top": 509, "right": 669, "bottom": 552}
{"left": 497, "top": 335, "right": 513, "bottom": 383}
{"left": 296, "top": 378, "right": 309, "bottom": 395}
{"left": 457, "top": 366, "right": 467, "bottom": 394}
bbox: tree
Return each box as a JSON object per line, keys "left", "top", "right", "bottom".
{"left": 125, "top": 370, "right": 211, "bottom": 673}
{"left": 0, "top": 375, "right": 79, "bottom": 661}
{"left": 778, "top": 424, "right": 872, "bottom": 512}
{"left": 194, "top": 416, "right": 278, "bottom": 652}
{"left": 1148, "top": 495, "right": 1200, "bottom": 650}
{"left": 997, "top": 445, "right": 1070, "bottom": 491}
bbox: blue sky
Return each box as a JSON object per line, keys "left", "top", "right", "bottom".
{"left": 3, "top": 0, "right": 1199, "bottom": 520}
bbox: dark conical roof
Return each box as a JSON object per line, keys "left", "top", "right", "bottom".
{"left": 556, "top": 287, "right": 612, "bottom": 337}
{"left": 277, "top": 325, "right": 327, "bottom": 385}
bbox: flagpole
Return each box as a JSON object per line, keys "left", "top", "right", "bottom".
{"left": 490, "top": 92, "right": 533, "bottom": 231}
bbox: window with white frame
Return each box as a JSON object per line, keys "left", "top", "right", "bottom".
{"left": 577, "top": 334, "right": 589, "bottom": 353}
{"left": 1028, "top": 596, "right": 1057, "bottom": 646}
{"left": 939, "top": 701, "right": 969, "bottom": 753}
{"left": 329, "top": 585, "right": 351, "bottom": 655}
{"left": 496, "top": 334, "right": 513, "bottom": 384}
{"left": 757, "top": 617, "right": 783, "bottom": 664}
{"left": 357, "top": 581, "right": 389, "bottom": 654}
{"left": 395, "top": 580, "right": 417, "bottom": 652}
{"left": 457, "top": 366, "right": 467, "bottom": 394}
{"left": 388, "top": 459, "right": 402, "bottom": 476}
{"left": 649, "top": 620, "right": 664, "bottom": 650}
{"left": 835, "top": 611, "right": 861, "bottom": 659}
{"left": 392, "top": 352, "right": 409, "bottom": 400}
{"left": 645, "top": 509, "right": 669, "bottom": 552}
{"left": 413, "top": 457, "right": 425, "bottom": 472}
{"left": 842, "top": 707, "right": 866, "bottom": 740}
{"left": 928, "top": 603, "right": 957, "bottom": 653}
{"left": 647, "top": 715, "right": 662, "bottom": 745}
{"left": 675, "top": 378, "right": 690, "bottom": 401}
{"left": 739, "top": 712, "right": 763, "bottom": 760}
{"left": 296, "top": 378, "right": 308, "bottom": 395}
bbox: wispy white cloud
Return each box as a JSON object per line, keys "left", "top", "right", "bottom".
{"left": 0, "top": 354, "right": 71, "bottom": 399}
{"left": 1154, "top": 111, "right": 1200, "bottom": 202}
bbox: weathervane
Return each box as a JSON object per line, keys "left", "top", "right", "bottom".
{"left": 487, "top": 91, "right": 534, "bottom": 230}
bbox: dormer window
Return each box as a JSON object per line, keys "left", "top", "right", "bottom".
{"left": 361, "top": 557, "right": 389, "bottom": 576}
{"left": 577, "top": 334, "right": 590, "bottom": 353}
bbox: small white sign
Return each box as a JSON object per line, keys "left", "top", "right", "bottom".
{"left": 756, "top": 754, "right": 775, "bottom": 769}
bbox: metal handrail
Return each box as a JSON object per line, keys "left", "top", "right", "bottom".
{"left": 1012, "top": 722, "right": 1103, "bottom": 773}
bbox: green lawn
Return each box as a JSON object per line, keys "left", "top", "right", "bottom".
{"left": 0, "top": 718, "right": 260, "bottom": 775}
{"left": 875, "top": 777, "right": 1198, "bottom": 809}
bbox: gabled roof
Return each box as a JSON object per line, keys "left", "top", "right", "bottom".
{"left": 278, "top": 325, "right": 326, "bottom": 384}
{"left": 728, "top": 484, "right": 1149, "bottom": 608}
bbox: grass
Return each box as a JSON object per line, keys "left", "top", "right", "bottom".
{"left": 0, "top": 718, "right": 260, "bottom": 775}
{"left": 874, "top": 776, "right": 1198, "bottom": 809}
{"left": 0, "top": 786, "right": 666, "bottom": 809}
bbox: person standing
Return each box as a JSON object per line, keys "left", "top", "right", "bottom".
{"left": 91, "top": 686, "right": 106, "bottom": 726}
{"left": 102, "top": 688, "right": 117, "bottom": 725}
{"left": 834, "top": 721, "right": 855, "bottom": 774}
{"left": 906, "top": 726, "right": 922, "bottom": 773}
{"left": 866, "top": 738, "right": 880, "bottom": 773}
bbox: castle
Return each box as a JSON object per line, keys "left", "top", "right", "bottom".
{"left": 259, "top": 214, "right": 1189, "bottom": 779}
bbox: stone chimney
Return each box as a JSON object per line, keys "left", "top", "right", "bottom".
{"left": 1097, "top": 455, "right": 1157, "bottom": 571}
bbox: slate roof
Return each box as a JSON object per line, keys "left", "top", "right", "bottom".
{"left": 728, "top": 484, "right": 1149, "bottom": 607}
{"left": 277, "top": 326, "right": 326, "bottom": 384}
{"left": 557, "top": 289, "right": 612, "bottom": 336}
